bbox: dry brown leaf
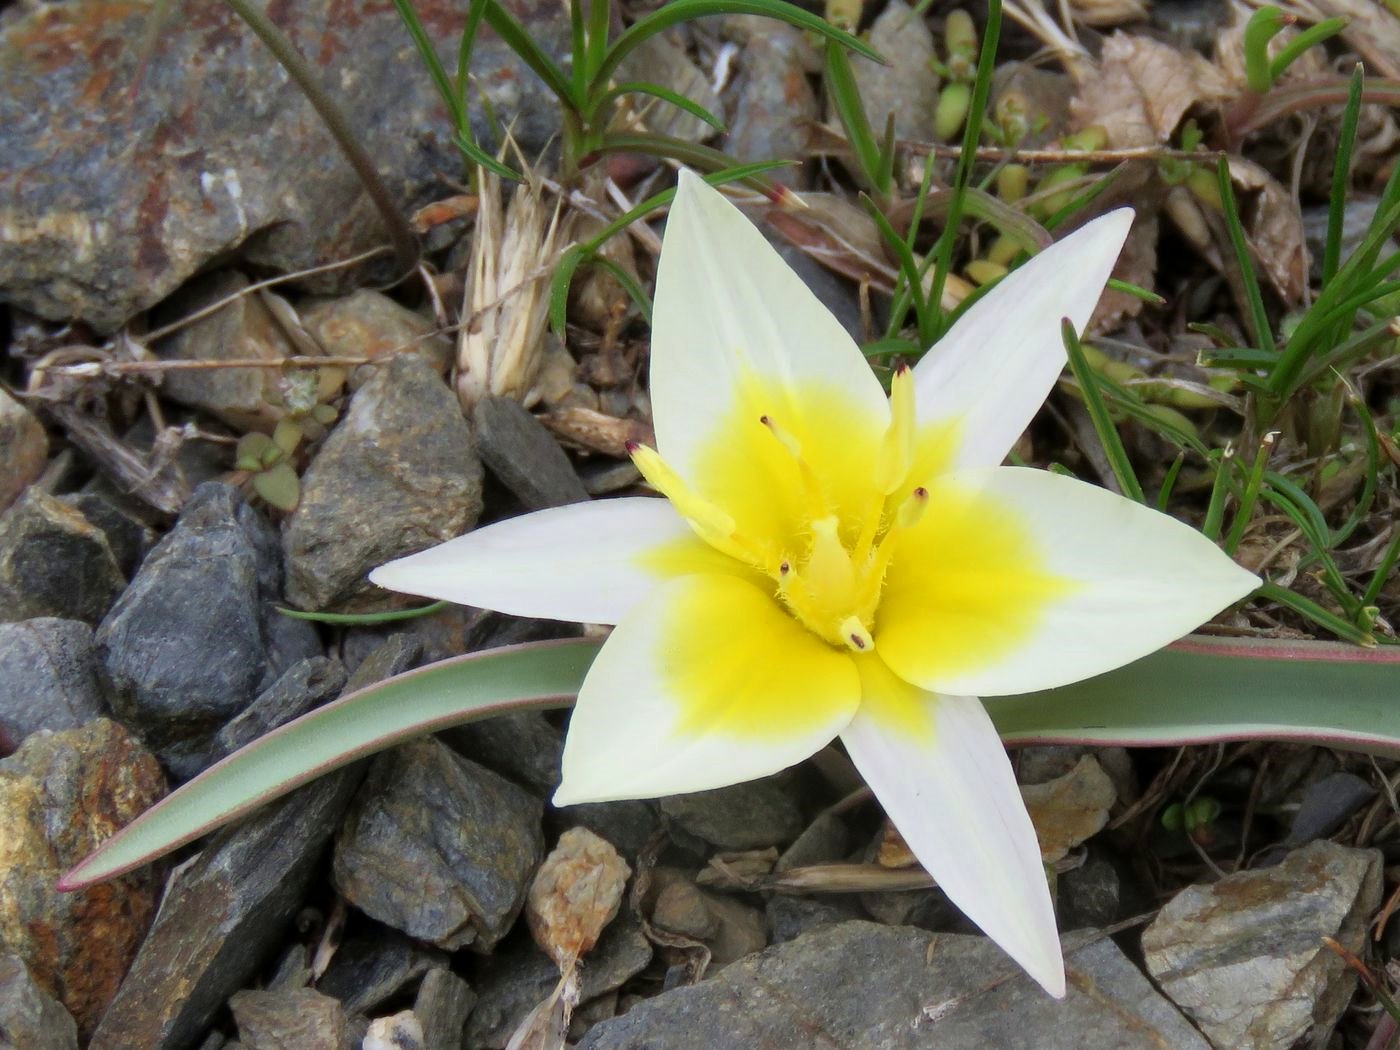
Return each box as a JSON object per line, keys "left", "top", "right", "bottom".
{"left": 1092, "top": 207, "right": 1160, "bottom": 331}
{"left": 539, "top": 406, "right": 652, "bottom": 458}
{"left": 1307, "top": 0, "right": 1400, "bottom": 79}
{"left": 1072, "top": 33, "right": 1231, "bottom": 147}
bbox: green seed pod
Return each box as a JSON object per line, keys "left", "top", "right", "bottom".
{"left": 992, "top": 91, "right": 1031, "bottom": 146}
{"left": 1185, "top": 166, "right": 1224, "bottom": 212}
{"left": 944, "top": 9, "right": 978, "bottom": 80}
{"left": 826, "top": 0, "right": 863, "bottom": 34}
{"left": 987, "top": 233, "right": 1022, "bottom": 267}
{"left": 965, "top": 259, "right": 1007, "bottom": 285}
{"left": 934, "top": 81, "right": 972, "bottom": 142}
{"left": 1030, "top": 163, "right": 1089, "bottom": 219}
{"left": 1062, "top": 124, "right": 1108, "bottom": 152}
{"left": 995, "top": 163, "right": 1030, "bottom": 203}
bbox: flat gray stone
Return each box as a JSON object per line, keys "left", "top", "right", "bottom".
{"left": 849, "top": 0, "right": 941, "bottom": 142}
{"left": 0, "top": 0, "right": 567, "bottom": 332}
{"left": 1142, "top": 839, "right": 1383, "bottom": 1050}
{"left": 96, "top": 483, "right": 318, "bottom": 777}
{"left": 299, "top": 289, "right": 452, "bottom": 390}
{"left": 0, "top": 953, "right": 79, "bottom": 1050}
{"left": 0, "top": 490, "right": 125, "bottom": 625}
{"left": 0, "top": 619, "right": 109, "bottom": 750}
{"left": 283, "top": 355, "right": 482, "bottom": 611}
{"left": 332, "top": 737, "right": 543, "bottom": 951}
{"left": 413, "top": 968, "right": 476, "bottom": 1050}
{"left": 578, "top": 922, "right": 1210, "bottom": 1050}
{"left": 472, "top": 395, "right": 588, "bottom": 511}
{"left": 660, "top": 775, "right": 803, "bottom": 851}
{"left": 230, "top": 987, "right": 349, "bottom": 1050}
{"left": 316, "top": 924, "right": 445, "bottom": 1016}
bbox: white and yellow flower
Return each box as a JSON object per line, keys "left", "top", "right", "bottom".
{"left": 372, "top": 172, "right": 1259, "bottom": 996}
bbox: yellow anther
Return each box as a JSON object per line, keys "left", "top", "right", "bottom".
{"left": 840, "top": 616, "right": 874, "bottom": 652}
{"left": 874, "top": 365, "right": 916, "bottom": 495}
{"left": 760, "top": 414, "right": 828, "bottom": 519}
{"left": 895, "top": 486, "right": 929, "bottom": 529}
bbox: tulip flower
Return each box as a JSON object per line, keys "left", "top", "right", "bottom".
{"left": 372, "top": 172, "right": 1259, "bottom": 996}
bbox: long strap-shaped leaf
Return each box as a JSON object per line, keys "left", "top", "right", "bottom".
{"left": 988, "top": 634, "right": 1400, "bottom": 752}
{"left": 59, "top": 639, "right": 600, "bottom": 890}
{"left": 61, "top": 634, "right": 1400, "bottom": 890}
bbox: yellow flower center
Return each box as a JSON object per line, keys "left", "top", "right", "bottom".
{"left": 633, "top": 368, "right": 924, "bottom": 653}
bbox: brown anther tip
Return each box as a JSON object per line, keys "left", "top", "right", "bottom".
{"left": 624, "top": 440, "right": 640, "bottom": 455}
{"left": 849, "top": 634, "right": 867, "bottom": 650}
{"left": 913, "top": 486, "right": 928, "bottom": 498}
{"left": 894, "top": 363, "right": 911, "bottom": 377}
{"left": 778, "top": 560, "right": 791, "bottom": 574}
{"left": 759, "top": 415, "right": 772, "bottom": 426}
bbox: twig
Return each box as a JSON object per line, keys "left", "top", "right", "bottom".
{"left": 904, "top": 142, "right": 1228, "bottom": 165}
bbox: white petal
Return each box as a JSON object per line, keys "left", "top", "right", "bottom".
{"left": 878, "top": 467, "right": 1260, "bottom": 697}
{"left": 554, "top": 574, "right": 860, "bottom": 805}
{"left": 650, "top": 170, "right": 888, "bottom": 480}
{"left": 843, "top": 658, "right": 1064, "bottom": 997}
{"left": 912, "top": 209, "right": 1133, "bottom": 470}
{"left": 369, "top": 497, "right": 709, "bottom": 625}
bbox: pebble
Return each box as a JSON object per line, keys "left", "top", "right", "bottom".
{"left": 96, "top": 483, "right": 318, "bottom": 778}
{"left": 331, "top": 737, "right": 543, "bottom": 951}
{"left": 472, "top": 395, "right": 590, "bottom": 511}
{"left": 59, "top": 492, "right": 154, "bottom": 579}
{"left": 89, "top": 635, "right": 417, "bottom": 1050}
{"left": 444, "top": 709, "right": 564, "bottom": 797}
{"left": 0, "top": 489, "right": 125, "bottom": 625}
{"left": 724, "top": 25, "right": 819, "bottom": 188}
{"left": 1142, "top": 839, "right": 1383, "bottom": 1049}
{"left": 659, "top": 775, "right": 804, "bottom": 851}
{"left": 465, "top": 912, "right": 653, "bottom": 1049}
{"left": 151, "top": 271, "right": 292, "bottom": 431}
{"left": 0, "top": 619, "right": 109, "bottom": 751}
{"left": 229, "top": 987, "right": 349, "bottom": 1050}
{"left": 413, "top": 968, "right": 476, "bottom": 1050}
{"left": 0, "top": 389, "right": 47, "bottom": 513}
{"left": 0, "top": 719, "right": 164, "bottom": 1038}
{"left": 1021, "top": 754, "right": 1118, "bottom": 863}
{"left": 299, "top": 289, "right": 452, "bottom": 390}
{"left": 0, "top": 0, "right": 569, "bottom": 331}
{"left": 849, "top": 0, "right": 941, "bottom": 142}
{"left": 316, "top": 923, "right": 446, "bottom": 1016}
{"left": 283, "top": 355, "right": 483, "bottom": 611}
{"left": 0, "top": 953, "right": 79, "bottom": 1050}
{"left": 576, "top": 921, "right": 1210, "bottom": 1049}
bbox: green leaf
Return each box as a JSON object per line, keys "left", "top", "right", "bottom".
{"left": 1323, "top": 64, "right": 1364, "bottom": 288}
{"left": 235, "top": 432, "right": 274, "bottom": 473}
{"left": 454, "top": 129, "right": 523, "bottom": 181}
{"left": 391, "top": 0, "right": 467, "bottom": 131}
{"left": 1243, "top": 5, "right": 1289, "bottom": 93}
{"left": 1061, "top": 320, "right": 1146, "bottom": 503}
{"left": 988, "top": 634, "right": 1400, "bottom": 751}
{"left": 1217, "top": 156, "right": 1273, "bottom": 356}
{"left": 593, "top": 0, "right": 881, "bottom": 94}
{"left": 58, "top": 639, "right": 603, "bottom": 890}
{"left": 593, "top": 81, "right": 727, "bottom": 133}
{"left": 824, "top": 42, "right": 888, "bottom": 196}
{"left": 276, "top": 601, "right": 449, "bottom": 624}
{"left": 272, "top": 417, "right": 304, "bottom": 455}
{"left": 1268, "top": 16, "right": 1347, "bottom": 83}
{"left": 62, "top": 633, "right": 1400, "bottom": 890}
{"left": 252, "top": 461, "right": 301, "bottom": 511}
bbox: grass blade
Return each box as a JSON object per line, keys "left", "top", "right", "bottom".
{"left": 1323, "top": 64, "right": 1364, "bottom": 287}
{"left": 1061, "top": 320, "right": 1146, "bottom": 503}
{"left": 593, "top": 81, "right": 727, "bottom": 132}
{"left": 480, "top": 0, "right": 580, "bottom": 109}
{"left": 1217, "top": 155, "right": 1273, "bottom": 355}
{"left": 825, "top": 41, "right": 887, "bottom": 196}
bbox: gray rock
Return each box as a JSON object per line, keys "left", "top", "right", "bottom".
{"left": 88, "top": 636, "right": 417, "bottom": 1050}
{"left": 558, "top": 800, "right": 662, "bottom": 861}
{"left": 765, "top": 895, "right": 863, "bottom": 945}
{"left": 0, "top": 719, "right": 165, "bottom": 1039}
{"left": 615, "top": 32, "right": 723, "bottom": 144}
{"left": 151, "top": 272, "right": 294, "bottom": 431}
{"left": 1056, "top": 849, "right": 1124, "bottom": 930}
{"left": 299, "top": 289, "right": 452, "bottom": 390}
{"left": 0, "top": 619, "right": 109, "bottom": 750}
{"left": 472, "top": 396, "right": 589, "bottom": 510}
{"left": 465, "top": 913, "right": 653, "bottom": 1049}
{"left": 316, "top": 924, "right": 446, "bottom": 1016}
{"left": 723, "top": 25, "right": 819, "bottom": 188}
{"left": 283, "top": 355, "right": 483, "bottom": 611}
{"left": 578, "top": 922, "right": 1211, "bottom": 1050}
{"left": 96, "top": 483, "right": 318, "bottom": 777}
{"left": 1285, "top": 771, "right": 1376, "bottom": 847}
{"left": 0, "top": 0, "right": 568, "bottom": 332}
{"left": 1143, "top": 840, "right": 1383, "bottom": 1050}
{"left": 332, "top": 737, "right": 543, "bottom": 951}
{"left": 0, "top": 490, "right": 125, "bottom": 625}
{"left": 413, "top": 968, "right": 476, "bottom": 1050}
{"left": 0, "top": 390, "right": 47, "bottom": 514}
{"left": 776, "top": 811, "right": 848, "bottom": 871}
{"left": 444, "top": 709, "right": 563, "bottom": 796}
{"left": 0, "top": 953, "right": 79, "bottom": 1050}
{"left": 230, "top": 987, "right": 350, "bottom": 1050}
{"left": 660, "top": 775, "right": 803, "bottom": 851}
{"left": 59, "top": 492, "right": 154, "bottom": 579}
{"left": 200, "top": 656, "right": 347, "bottom": 768}
{"left": 849, "top": 0, "right": 940, "bottom": 142}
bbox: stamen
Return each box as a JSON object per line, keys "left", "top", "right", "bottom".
{"left": 874, "top": 365, "right": 916, "bottom": 495}
{"left": 840, "top": 616, "right": 874, "bottom": 652}
{"left": 628, "top": 443, "right": 766, "bottom": 568}
{"left": 896, "top": 486, "right": 929, "bottom": 529}
{"left": 759, "top": 414, "right": 827, "bottom": 518}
